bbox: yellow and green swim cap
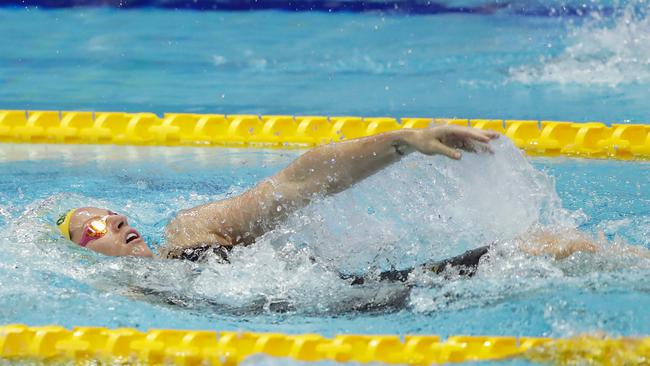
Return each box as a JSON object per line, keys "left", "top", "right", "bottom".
{"left": 56, "top": 209, "right": 76, "bottom": 240}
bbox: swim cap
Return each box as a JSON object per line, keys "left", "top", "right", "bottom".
{"left": 56, "top": 209, "right": 76, "bottom": 240}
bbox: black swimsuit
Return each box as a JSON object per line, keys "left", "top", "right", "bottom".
{"left": 175, "top": 244, "right": 492, "bottom": 285}
{"left": 342, "top": 245, "right": 491, "bottom": 285}
{"left": 174, "top": 245, "right": 231, "bottom": 263}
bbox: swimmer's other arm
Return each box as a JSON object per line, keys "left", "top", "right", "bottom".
{"left": 164, "top": 126, "right": 499, "bottom": 251}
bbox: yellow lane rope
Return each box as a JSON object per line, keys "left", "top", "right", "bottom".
{"left": 1, "top": 325, "right": 648, "bottom": 365}
{"left": 1, "top": 110, "right": 649, "bottom": 160}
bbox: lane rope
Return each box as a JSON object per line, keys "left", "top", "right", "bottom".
{"left": 1, "top": 110, "right": 649, "bottom": 159}
{"left": 1, "top": 325, "right": 648, "bottom": 365}
{"left": 1, "top": 109, "right": 649, "bottom": 365}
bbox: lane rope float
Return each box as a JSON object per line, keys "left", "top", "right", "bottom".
{"left": 1, "top": 325, "right": 648, "bottom": 365}
{"left": 1, "top": 110, "right": 649, "bottom": 160}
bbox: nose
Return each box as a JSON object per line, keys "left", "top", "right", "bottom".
{"left": 106, "top": 214, "right": 128, "bottom": 232}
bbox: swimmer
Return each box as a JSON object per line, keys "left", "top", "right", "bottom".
{"left": 55, "top": 125, "right": 639, "bottom": 281}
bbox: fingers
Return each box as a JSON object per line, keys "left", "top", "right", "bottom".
{"left": 437, "top": 143, "right": 462, "bottom": 160}
{"left": 483, "top": 129, "right": 500, "bottom": 139}
{"left": 444, "top": 127, "right": 499, "bottom": 155}
{"left": 441, "top": 125, "right": 499, "bottom": 140}
{"left": 462, "top": 128, "right": 500, "bottom": 142}
{"left": 442, "top": 132, "right": 495, "bottom": 155}
{"left": 427, "top": 125, "right": 499, "bottom": 158}
{"left": 456, "top": 140, "right": 492, "bottom": 154}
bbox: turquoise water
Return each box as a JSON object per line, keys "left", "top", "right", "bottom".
{"left": 1, "top": 4, "right": 650, "bottom": 364}
{"left": 0, "top": 141, "right": 649, "bottom": 339}
{"left": 2, "top": 6, "right": 650, "bottom": 122}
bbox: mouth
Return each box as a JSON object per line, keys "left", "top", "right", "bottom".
{"left": 125, "top": 229, "right": 141, "bottom": 245}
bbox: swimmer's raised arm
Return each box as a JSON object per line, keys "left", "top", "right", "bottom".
{"left": 164, "top": 126, "right": 499, "bottom": 251}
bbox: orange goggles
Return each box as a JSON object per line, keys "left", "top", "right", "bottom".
{"left": 78, "top": 212, "right": 116, "bottom": 247}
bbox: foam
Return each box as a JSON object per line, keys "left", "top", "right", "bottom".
{"left": 510, "top": 6, "right": 650, "bottom": 87}
{"left": 597, "top": 216, "right": 650, "bottom": 247}
{"left": 273, "top": 138, "right": 573, "bottom": 273}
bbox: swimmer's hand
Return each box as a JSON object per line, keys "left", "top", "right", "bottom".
{"left": 405, "top": 125, "right": 499, "bottom": 160}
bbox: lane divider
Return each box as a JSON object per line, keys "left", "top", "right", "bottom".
{"left": 2, "top": 325, "right": 647, "bottom": 365}
{"left": 1, "top": 110, "right": 650, "bottom": 159}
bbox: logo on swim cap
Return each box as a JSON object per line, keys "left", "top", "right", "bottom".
{"left": 57, "top": 213, "right": 67, "bottom": 226}
{"left": 57, "top": 209, "right": 76, "bottom": 241}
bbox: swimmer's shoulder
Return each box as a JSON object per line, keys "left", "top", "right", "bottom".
{"left": 163, "top": 207, "right": 234, "bottom": 259}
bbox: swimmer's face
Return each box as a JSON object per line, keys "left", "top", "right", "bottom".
{"left": 68, "top": 207, "right": 153, "bottom": 258}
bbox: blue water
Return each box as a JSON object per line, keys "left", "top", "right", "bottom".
{"left": 0, "top": 142, "right": 649, "bottom": 339}
{"left": 2, "top": 3, "right": 650, "bottom": 365}
{"left": 2, "top": 5, "right": 650, "bottom": 122}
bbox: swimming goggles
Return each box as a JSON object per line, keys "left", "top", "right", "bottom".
{"left": 78, "top": 212, "right": 116, "bottom": 247}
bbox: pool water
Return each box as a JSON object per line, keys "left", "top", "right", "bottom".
{"left": 2, "top": 3, "right": 650, "bottom": 122}
{"left": 1, "top": 1, "right": 650, "bottom": 363}
{"left": 0, "top": 141, "right": 649, "bottom": 340}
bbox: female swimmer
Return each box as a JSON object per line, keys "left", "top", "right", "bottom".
{"left": 56, "top": 125, "right": 623, "bottom": 281}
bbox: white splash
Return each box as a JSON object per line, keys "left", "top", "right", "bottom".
{"left": 271, "top": 138, "right": 573, "bottom": 273}
{"left": 510, "top": 8, "right": 650, "bottom": 87}
{"left": 0, "top": 140, "right": 617, "bottom": 316}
